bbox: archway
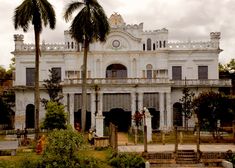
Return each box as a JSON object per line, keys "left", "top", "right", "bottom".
{"left": 25, "top": 104, "right": 35, "bottom": 128}
{"left": 106, "top": 64, "right": 127, "bottom": 78}
{"left": 104, "top": 108, "right": 131, "bottom": 132}
{"left": 148, "top": 108, "right": 160, "bottom": 130}
{"left": 74, "top": 109, "right": 91, "bottom": 131}
{"left": 173, "top": 102, "right": 183, "bottom": 126}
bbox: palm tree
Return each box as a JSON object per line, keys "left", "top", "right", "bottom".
{"left": 14, "top": 0, "right": 56, "bottom": 139}
{"left": 64, "top": 0, "right": 110, "bottom": 132}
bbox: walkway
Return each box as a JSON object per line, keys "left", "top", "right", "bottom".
{"left": 118, "top": 144, "right": 235, "bottom": 153}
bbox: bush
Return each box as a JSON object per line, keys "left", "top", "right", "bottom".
{"left": 42, "top": 128, "right": 85, "bottom": 167}
{"left": 108, "top": 152, "right": 145, "bottom": 168}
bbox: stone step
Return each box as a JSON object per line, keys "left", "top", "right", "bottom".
{"left": 151, "top": 163, "right": 205, "bottom": 167}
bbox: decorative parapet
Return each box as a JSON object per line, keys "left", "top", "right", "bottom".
{"left": 167, "top": 40, "right": 217, "bottom": 50}
{"left": 19, "top": 43, "right": 77, "bottom": 51}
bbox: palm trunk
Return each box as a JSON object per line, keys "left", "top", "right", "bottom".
{"left": 34, "top": 29, "right": 40, "bottom": 139}
{"left": 81, "top": 39, "right": 89, "bottom": 132}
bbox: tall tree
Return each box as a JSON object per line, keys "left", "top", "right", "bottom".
{"left": 14, "top": 0, "right": 56, "bottom": 139}
{"left": 64, "top": 0, "right": 110, "bottom": 131}
{"left": 41, "top": 68, "right": 63, "bottom": 108}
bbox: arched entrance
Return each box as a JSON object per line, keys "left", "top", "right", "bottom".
{"left": 74, "top": 109, "right": 91, "bottom": 131}
{"left": 173, "top": 102, "right": 183, "bottom": 126}
{"left": 104, "top": 108, "right": 131, "bottom": 132}
{"left": 106, "top": 64, "right": 127, "bottom": 78}
{"left": 25, "top": 104, "right": 35, "bottom": 128}
{"left": 148, "top": 108, "right": 160, "bottom": 130}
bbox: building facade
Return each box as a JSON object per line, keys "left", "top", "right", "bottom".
{"left": 12, "top": 13, "right": 231, "bottom": 139}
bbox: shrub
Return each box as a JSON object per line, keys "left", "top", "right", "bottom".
{"left": 108, "top": 152, "right": 145, "bottom": 168}
{"left": 42, "top": 128, "right": 85, "bottom": 167}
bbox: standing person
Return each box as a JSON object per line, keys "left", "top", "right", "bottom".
{"left": 16, "top": 129, "right": 21, "bottom": 146}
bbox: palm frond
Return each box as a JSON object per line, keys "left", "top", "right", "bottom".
{"left": 64, "top": 1, "right": 84, "bottom": 22}
{"left": 13, "top": 0, "right": 33, "bottom": 32}
{"left": 39, "top": 0, "right": 56, "bottom": 29}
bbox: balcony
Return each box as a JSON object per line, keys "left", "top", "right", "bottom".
{"left": 172, "top": 79, "right": 232, "bottom": 87}
{"left": 63, "top": 78, "right": 173, "bottom": 86}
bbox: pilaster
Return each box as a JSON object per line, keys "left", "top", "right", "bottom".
{"left": 159, "top": 92, "right": 164, "bottom": 130}
{"left": 69, "top": 93, "right": 74, "bottom": 128}
{"left": 90, "top": 92, "right": 96, "bottom": 129}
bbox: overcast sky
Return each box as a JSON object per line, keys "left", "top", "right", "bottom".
{"left": 0, "top": 0, "right": 235, "bottom": 68}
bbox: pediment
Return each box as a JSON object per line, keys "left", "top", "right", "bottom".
{"left": 104, "top": 30, "right": 141, "bottom": 51}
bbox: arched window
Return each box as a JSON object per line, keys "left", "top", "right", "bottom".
{"left": 163, "top": 41, "right": 166, "bottom": 48}
{"left": 159, "top": 41, "right": 162, "bottom": 48}
{"left": 147, "top": 38, "right": 151, "bottom": 51}
{"left": 25, "top": 104, "right": 35, "bottom": 128}
{"left": 146, "top": 64, "right": 153, "bottom": 79}
{"left": 106, "top": 64, "right": 127, "bottom": 78}
{"left": 143, "top": 44, "right": 145, "bottom": 51}
{"left": 67, "top": 42, "right": 70, "bottom": 49}
{"left": 153, "top": 43, "right": 155, "bottom": 50}
{"left": 71, "top": 42, "right": 74, "bottom": 49}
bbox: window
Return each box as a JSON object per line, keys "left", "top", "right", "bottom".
{"left": 146, "top": 64, "right": 153, "bottom": 79}
{"left": 198, "top": 66, "right": 208, "bottom": 79}
{"left": 71, "top": 42, "right": 74, "bottom": 49}
{"left": 159, "top": 41, "right": 162, "bottom": 48}
{"left": 67, "top": 42, "right": 70, "bottom": 49}
{"left": 26, "top": 68, "right": 35, "bottom": 86}
{"left": 153, "top": 43, "right": 155, "bottom": 50}
{"left": 163, "top": 41, "right": 166, "bottom": 48}
{"left": 147, "top": 38, "right": 151, "bottom": 51}
{"left": 143, "top": 44, "right": 145, "bottom": 51}
{"left": 172, "top": 66, "right": 182, "bottom": 80}
{"left": 52, "top": 67, "right": 61, "bottom": 81}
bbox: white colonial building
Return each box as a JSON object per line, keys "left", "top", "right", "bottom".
{"left": 12, "top": 13, "right": 231, "bottom": 140}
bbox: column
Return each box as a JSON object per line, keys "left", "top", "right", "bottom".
{"left": 138, "top": 92, "right": 143, "bottom": 111}
{"left": 166, "top": 92, "right": 172, "bottom": 129}
{"left": 96, "top": 92, "right": 104, "bottom": 136}
{"left": 131, "top": 92, "right": 136, "bottom": 126}
{"left": 145, "top": 113, "right": 152, "bottom": 142}
{"left": 69, "top": 93, "right": 74, "bottom": 128}
{"left": 90, "top": 92, "right": 96, "bottom": 129}
{"left": 63, "top": 93, "right": 69, "bottom": 123}
{"left": 159, "top": 92, "right": 164, "bottom": 130}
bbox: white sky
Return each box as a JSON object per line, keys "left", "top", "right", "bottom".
{"left": 0, "top": 0, "right": 235, "bottom": 69}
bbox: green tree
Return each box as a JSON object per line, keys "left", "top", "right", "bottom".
{"left": 14, "top": 0, "right": 56, "bottom": 138}
{"left": 41, "top": 69, "right": 63, "bottom": 108}
{"left": 42, "top": 128, "right": 85, "bottom": 167}
{"left": 42, "top": 101, "right": 67, "bottom": 130}
{"left": 193, "top": 91, "right": 232, "bottom": 139}
{"left": 64, "top": 0, "right": 110, "bottom": 131}
{"left": 179, "top": 87, "right": 195, "bottom": 129}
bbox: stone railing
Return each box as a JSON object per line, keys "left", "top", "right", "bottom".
{"left": 167, "top": 41, "right": 217, "bottom": 50}
{"left": 63, "top": 78, "right": 172, "bottom": 85}
{"left": 172, "top": 79, "right": 231, "bottom": 87}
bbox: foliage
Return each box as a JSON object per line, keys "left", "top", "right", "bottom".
{"left": 179, "top": 87, "right": 195, "bottom": 129}
{"left": 41, "top": 69, "right": 63, "bottom": 108}
{"left": 108, "top": 152, "right": 145, "bottom": 168}
{"left": 193, "top": 91, "right": 233, "bottom": 138}
{"left": 0, "top": 91, "right": 15, "bottom": 129}
{"left": 41, "top": 101, "right": 67, "bottom": 130}
{"left": 219, "top": 59, "right": 235, "bottom": 73}
{"left": 41, "top": 129, "right": 86, "bottom": 167}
